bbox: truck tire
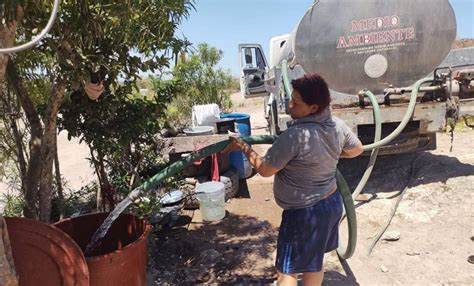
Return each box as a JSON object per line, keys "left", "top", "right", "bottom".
{"left": 181, "top": 167, "right": 239, "bottom": 210}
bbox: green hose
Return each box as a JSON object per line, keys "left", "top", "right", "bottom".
{"left": 335, "top": 169, "right": 357, "bottom": 259}
{"left": 350, "top": 90, "right": 382, "bottom": 201}
{"left": 362, "top": 78, "right": 433, "bottom": 150}
{"left": 337, "top": 78, "right": 433, "bottom": 258}
{"left": 336, "top": 90, "right": 381, "bottom": 259}
{"left": 140, "top": 135, "right": 276, "bottom": 194}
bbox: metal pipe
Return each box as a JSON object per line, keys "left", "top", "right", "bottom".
{"left": 281, "top": 59, "right": 293, "bottom": 99}
{"left": 0, "top": 0, "right": 60, "bottom": 54}
{"left": 384, "top": 85, "right": 441, "bottom": 96}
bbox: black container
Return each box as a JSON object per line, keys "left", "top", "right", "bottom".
{"left": 216, "top": 118, "right": 236, "bottom": 134}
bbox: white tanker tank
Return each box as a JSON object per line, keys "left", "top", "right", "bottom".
{"left": 238, "top": 0, "right": 474, "bottom": 153}
{"left": 275, "top": 0, "right": 457, "bottom": 95}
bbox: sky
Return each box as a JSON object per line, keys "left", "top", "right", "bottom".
{"left": 177, "top": 0, "right": 474, "bottom": 76}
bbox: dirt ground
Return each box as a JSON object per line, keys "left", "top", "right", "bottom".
{"left": 148, "top": 93, "right": 474, "bottom": 285}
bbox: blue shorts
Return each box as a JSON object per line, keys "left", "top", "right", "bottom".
{"left": 276, "top": 191, "right": 343, "bottom": 274}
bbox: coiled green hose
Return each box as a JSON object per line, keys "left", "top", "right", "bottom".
{"left": 336, "top": 90, "right": 381, "bottom": 259}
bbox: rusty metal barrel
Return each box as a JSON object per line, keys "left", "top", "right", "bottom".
{"left": 277, "top": 0, "right": 456, "bottom": 95}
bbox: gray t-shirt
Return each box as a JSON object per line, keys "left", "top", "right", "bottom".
{"left": 263, "top": 107, "right": 360, "bottom": 209}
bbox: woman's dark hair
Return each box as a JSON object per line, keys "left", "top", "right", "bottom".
{"left": 291, "top": 74, "right": 331, "bottom": 113}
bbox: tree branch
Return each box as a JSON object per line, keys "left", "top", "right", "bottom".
{"left": 53, "top": 132, "right": 65, "bottom": 220}
{"left": 6, "top": 59, "right": 44, "bottom": 219}
{"left": 38, "top": 70, "right": 66, "bottom": 222}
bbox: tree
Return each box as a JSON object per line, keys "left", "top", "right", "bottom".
{"left": 0, "top": 3, "right": 21, "bottom": 277}
{"left": 59, "top": 81, "right": 182, "bottom": 211}
{"left": 167, "top": 43, "right": 233, "bottom": 127}
{"left": 1, "top": 0, "right": 194, "bottom": 221}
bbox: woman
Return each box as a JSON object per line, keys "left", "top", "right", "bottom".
{"left": 222, "top": 74, "right": 363, "bottom": 286}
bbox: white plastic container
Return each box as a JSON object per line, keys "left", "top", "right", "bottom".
{"left": 183, "top": 126, "right": 214, "bottom": 136}
{"left": 196, "top": 182, "right": 226, "bottom": 221}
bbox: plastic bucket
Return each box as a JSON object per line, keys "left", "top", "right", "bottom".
{"left": 196, "top": 182, "right": 226, "bottom": 221}
{"left": 220, "top": 113, "right": 252, "bottom": 178}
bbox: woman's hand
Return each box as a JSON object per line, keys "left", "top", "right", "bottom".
{"left": 221, "top": 136, "right": 246, "bottom": 154}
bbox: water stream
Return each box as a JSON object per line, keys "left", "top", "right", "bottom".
{"left": 84, "top": 187, "right": 141, "bottom": 256}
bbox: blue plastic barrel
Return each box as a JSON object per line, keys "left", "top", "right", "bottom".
{"left": 220, "top": 113, "right": 252, "bottom": 178}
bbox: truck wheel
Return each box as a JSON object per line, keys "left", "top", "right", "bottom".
{"left": 181, "top": 167, "right": 239, "bottom": 210}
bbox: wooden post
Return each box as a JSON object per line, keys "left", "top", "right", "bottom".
{"left": 0, "top": 216, "right": 18, "bottom": 286}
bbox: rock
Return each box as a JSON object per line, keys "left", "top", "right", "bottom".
{"left": 382, "top": 231, "right": 401, "bottom": 241}
{"left": 265, "top": 198, "right": 270, "bottom": 201}
{"left": 406, "top": 251, "right": 421, "bottom": 256}
{"left": 380, "top": 265, "right": 389, "bottom": 273}
{"left": 184, "top": 178, "right": 197, "bottom": 185}
{"left": 468, "top": 255, "right": 474, "bottom": 264}
{"left": 183, "top": 268, "right": 200, "bottom": 283}
{"left": 355, "top": 193, "right": 374, "bottom": 202}
{"left": 199, "top": 249, "right": 222, "bottom": 268}
{"left": 324, "top": 251, "right": 344, "bottom": 273}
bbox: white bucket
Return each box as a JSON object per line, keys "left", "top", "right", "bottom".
{"left": 196, "top": 182, "right": 226, "bottom": 221}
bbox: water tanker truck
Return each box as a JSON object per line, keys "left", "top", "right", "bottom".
{"left": 238, "top": 0, "right": 474, "bottom": 154}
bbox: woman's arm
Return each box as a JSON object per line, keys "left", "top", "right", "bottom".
{"left": 340, "top": 144, "right": 364, "bottom": 158}
{"left": 221, "top": 137, "right": 280, "bottom": 177}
